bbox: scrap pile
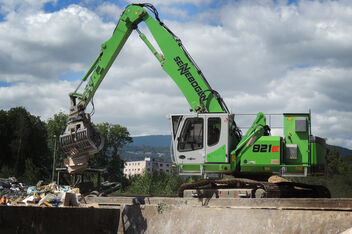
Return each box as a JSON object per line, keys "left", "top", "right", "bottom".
{"left": 0, "top": 177, "right": 81, "bottom": 207}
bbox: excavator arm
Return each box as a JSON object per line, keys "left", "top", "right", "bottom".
{"left": 70, "top": 4, "right": 227, "bottom": 113}
{"left": 60, "top": 4, "right": 232, "bottom": 172}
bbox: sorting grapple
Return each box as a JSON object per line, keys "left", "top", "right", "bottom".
{"left": 60, "top": 109, "right": 104, "bottom": 173}
{"left": 60, "top": 119, "right": 103, "bottom": 157}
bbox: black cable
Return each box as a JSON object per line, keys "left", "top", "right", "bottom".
{"left": 251, "top": 124, "right": 271, "bottom": 136}
{"left": 132, "top": 3, "right": 161, "bottom": 22}
{"left": 198, "top": 89, "right": 230, "bottom": 114}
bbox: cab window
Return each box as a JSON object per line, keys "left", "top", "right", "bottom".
{"left": 208, "top": 118, "right": 221, "bottom": 146}
{"left": 178, "top": 118, "right": 203, "bottom": 152}
{"left": 172, "top": 116, "right": 182, "bottom": 139}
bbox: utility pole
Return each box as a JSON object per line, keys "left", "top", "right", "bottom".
{"left": 52, "top": 135, "right": 57, "bottom": 182}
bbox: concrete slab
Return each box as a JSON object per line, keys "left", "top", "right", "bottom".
{"left": 87, "top": 197, "right": 352, "bottom": 233}
{"left": 119, "top": 204, "right": 352, "bottom": 234}
{"left": 87, "top": 196, "right": 352, "bottom": 210}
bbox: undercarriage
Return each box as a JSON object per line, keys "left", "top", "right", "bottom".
{"left": 179, "top": 177, "right": 331, "bottom": 198}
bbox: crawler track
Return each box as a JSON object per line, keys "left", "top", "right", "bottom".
{"left": 178, "top": 178, "right": 331, "bottom": 198}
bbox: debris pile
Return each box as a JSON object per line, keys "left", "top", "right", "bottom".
{"left": 0, "top": 177, "right": 81, "bottom": 207}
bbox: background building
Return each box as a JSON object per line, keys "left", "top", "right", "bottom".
{"left": 123, "top": 157, "right": 172, "bottom": 178}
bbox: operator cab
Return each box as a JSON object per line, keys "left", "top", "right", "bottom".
{"left": 169, "top": 113, "right": 236, "bottom": 167}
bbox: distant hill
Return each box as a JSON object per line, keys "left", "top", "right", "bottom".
{"left": 328, "top": 145, "right": 352, "bottom": 158}
{"left": 129, "top": 135, "right": 172, "bottom": 147}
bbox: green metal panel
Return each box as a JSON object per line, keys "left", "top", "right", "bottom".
{"left": 179, "top": 164, "right": 232, "bottom": 173}
{"left": 206, "top": 145, "right": 226, "bottom": 162}
{"left": 283, "top": 114, "right": 310, "bottom": 165}
{"left": 239, "top": 136, "right": 281, "bottom": 173}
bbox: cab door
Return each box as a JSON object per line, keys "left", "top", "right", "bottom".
{"left": 173, "top": 116, "right": 205, "bottom": 164}
{"left": 205, "top": 114, "right": 229, "bottom": 163}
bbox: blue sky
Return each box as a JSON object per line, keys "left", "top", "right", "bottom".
{"left": 0, "top": 81, "right": 11, "bottom": 87}
{"left": 59, "top": 70, "right": 84, "bottom": 82}
{"left": 0, "top": 0, "right": 301, "bottom": 25}
{"left": 44, "top": 0, "right": 128, "bottom": 13}
{"left": 43, "top": 0, "right": 207, "bottom": 22}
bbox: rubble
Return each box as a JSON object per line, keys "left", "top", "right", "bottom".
{"left": 0, "top": 177, "right": 82, "bottom": 207}
{"left": 0, "top": 176, "right": 121, "bottom": 207}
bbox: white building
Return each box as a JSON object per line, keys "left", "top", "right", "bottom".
{"left": 123, "top": 157, "right": 172, "bottom": 178}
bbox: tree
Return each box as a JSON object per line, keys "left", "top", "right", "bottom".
{"left": 0, "top": 107, "right": 50, "bottom": 181}
{"left": 164, "top": 167, "right": 185, "bottom": 194}
{"left": 46, "top": 112, "right": 68, "bottom": 169}
{"left": 22, "top": 158, "right": 38, "bottom": 185}
{"left": 0, "top": 110, "right": 10, "bottom": 168}
{"left": 326, "top": 147, "right": 350, "bottom": 176}
{"left": 122, "top": 168, "right": 185, "bottom": 195}
{"left": 90, "top": 123, "right": 132, "bottom": 182}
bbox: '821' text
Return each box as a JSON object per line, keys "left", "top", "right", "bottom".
{"left": 252, "top": 144, "right": 280, "bottom": 153}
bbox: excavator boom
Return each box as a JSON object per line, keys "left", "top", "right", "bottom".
{"left": 69, "top": 4, "right": 227, "bottom": 113}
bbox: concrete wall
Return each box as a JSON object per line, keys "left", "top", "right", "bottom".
{"left": 2, "top": 198, "right": 352, "bottom": 234}
{"left": 120, "top": 204, "right": 352, "bottom": 234}
{"left": 0, "top": 206, "right": 120, "bottom": 234}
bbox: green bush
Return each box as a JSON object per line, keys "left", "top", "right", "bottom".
{"left": 119, "top": 168, "right": 185, "bottom": 196}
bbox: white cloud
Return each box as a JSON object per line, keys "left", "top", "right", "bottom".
{"left": 0, "top": 0, "right": 351, "bottom": 149}
{"left": 0, "top": 0, "right": 56, "bottom": 16}
{"left": 95, "top": 2, "right": 123, "bottom": 22}
{"left": 314, "top": 110, "right": 352, "bottom": 149}
{"left": 0, "top": 81, "right": 75, "bottom": 119}
{"left": 158, "top": 5, "right": 189, "bottom": 19}
{"left": 0, "top": 4, "right": 112, "bottom": 82}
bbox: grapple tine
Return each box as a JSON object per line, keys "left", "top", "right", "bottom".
{"left": 60, "top": 122, "right": 104, "bottom": 157}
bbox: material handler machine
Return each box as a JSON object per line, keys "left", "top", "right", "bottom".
{"left": 60, "top": 3, "right": 329, "bottom": 198}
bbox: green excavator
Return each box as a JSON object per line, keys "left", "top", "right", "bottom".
{"left": 60, "top": 3, "right": 329, "bottom": 198}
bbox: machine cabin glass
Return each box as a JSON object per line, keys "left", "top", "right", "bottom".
{"left": 171, "top": 115, "right": 183, "bottom": 139}
{"left": 178, "top": 118, "right": 204, "bottom": 152}
{"left": 207, "top": 118, "right": 221, "bottom": 146}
